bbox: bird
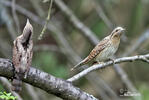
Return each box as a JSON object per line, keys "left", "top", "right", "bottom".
{"left": 12, "top": 19, "right": 33, "bottom": 92}
{"left": 71, "top": 27, "right": 125, "bottom": 71}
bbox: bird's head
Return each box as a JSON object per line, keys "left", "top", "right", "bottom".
{"left": 110, "top": 27, "right": 125, "bottom": 39}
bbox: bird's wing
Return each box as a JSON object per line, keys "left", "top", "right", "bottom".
{"left": 12, "top": 39, "right": 23, "bottom": 73}
{"left": 71, "top": 36, "right": 109, "bottom": 71}
{"left": 83, "top": 37, "right": 109, "bottom": 64}
{"left": 26, "top": 40, "right": 33, "bottom": 72}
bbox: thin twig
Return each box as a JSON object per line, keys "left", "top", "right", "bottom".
{"left": 25, "top": 84, "right": 40, "bottom": 100}
{"left": 54, "top": 0, "right": 99, "bottom": 45}
{"left": 29, "top": 0, "right": 45, "bottom": 18}
{"left": 0, "top": 3, "right": 16, "bottom": 40}
{"left": 38, "top": 0, "right": 53, "bottom": 40}
{"left": 67, "top": 54, "right": 149, "bottom": 82}
{"left": 11, "top": 0, "right": 21, "bottom": 34}
{"left": 122, "top": 29, "right": 149, "bottom": 56}
{"left": 93, "top": 0, "right": 113, "bottom": 29}
{"left": 93, "top": 0, "right": 128, "bottom": 42}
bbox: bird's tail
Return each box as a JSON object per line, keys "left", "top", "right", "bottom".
{"left": 71, "top": 57, "right": 88, "bottom": 71}
{"left": 11, "top": 73, "right": 23, "bottom": 92}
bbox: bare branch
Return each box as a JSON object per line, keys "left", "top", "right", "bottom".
{"left": 0, "top": 58, "right": 98, "bottom": 100}
{"left": 25, "top": 84, "right": 40, "bottom": 100}
{"left": 0, "top": 3, "right": 16, "bottom": 40}
{"left": 38, "top": 0, "right": 53, "bottom": 40}
{"left": 140, "top": 56, "right": 149, "bottom": 63}
{"left": 11, "top": 0, "right": 21, "bottom": 34}
{"left": 67, "top": 54, "right": 149, "bottom": 82}
{"left": 122, "top": 29, "right": 149, "bottom": 56}
{"left": 54, "top": 0, "right": 99, "bottom": 45}
{"left": 93, "top": 0, "right": 113, "bottom": 29}
{"left": 29, "top": 0, "right": 45, "bottom": 17}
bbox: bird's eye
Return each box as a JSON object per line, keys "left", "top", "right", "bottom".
{"left": 115, "top": 29, "right": 119, "bottom": 32}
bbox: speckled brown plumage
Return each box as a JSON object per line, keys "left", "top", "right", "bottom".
{"left": 71, "top": 27, "right": 124, "bottom": 71}
{"left": 12, "top": 19, "right": 33, "bottom": 92}
{"left": 84, "top": 38, "right": 109, "bottom": 64}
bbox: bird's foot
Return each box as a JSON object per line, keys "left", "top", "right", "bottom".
{"left": 24, "top": 71, "right": 28, "bottom": 79}
{"left": 108, "top": 58, "right": 115, "bottom": 64}
{"left": 92, "top": 61, "right": 104, "bottom": 65}
{"left": 24, "top": 74, "right": 27, "bottom": 79}
{"left": 24, "top": 68, "right": 30, "bottom": 78}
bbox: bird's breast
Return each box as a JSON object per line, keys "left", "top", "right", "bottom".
{"left": 96, "top": 40, "right": 120, "bottom": 61}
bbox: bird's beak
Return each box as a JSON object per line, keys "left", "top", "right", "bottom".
{"left": 122, "top": 28, "right": 125, "bottom": 31}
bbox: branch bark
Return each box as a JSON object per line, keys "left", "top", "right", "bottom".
{"left": 0, "top": 58, "right": 98, "bottom": 100}
{"left": 67, "top": 54, "right": 149, "bottom": 82}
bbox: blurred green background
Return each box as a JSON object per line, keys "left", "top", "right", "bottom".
{"left": 0, "top": 0, "right": 149, "bottom": 100}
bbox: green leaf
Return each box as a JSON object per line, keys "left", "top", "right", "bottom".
{"left": 0, "top": 91, "right": 17, "bottom": 100}
{"left": 9, "top": 96, "right": 16, "bottom": 100}
{"left": 3, "top": 91, "right": 7, "bottom": 95}
{"left": 0, "top": 95, "right": 6, "bottom": 99}
{"left": 7, "top": 93, "right": 12, "bottom": 97}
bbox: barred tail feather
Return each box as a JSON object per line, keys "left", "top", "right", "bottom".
{"left": 11, "top": 74, "right": 22, "bottom": 92}
{"left": 71, "top": 62, "right": 83, "bottom": 71}
{"left": 71, "top": 58, "right": 88, "bottom": 71}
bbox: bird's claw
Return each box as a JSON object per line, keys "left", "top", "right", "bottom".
{"left": 93, "top": 61, "right": 104, "bottom": 65}
{"left": 109, "top": 58, "right": 115, "bottom": 64}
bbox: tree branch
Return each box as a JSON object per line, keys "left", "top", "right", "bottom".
{"left": 0, "top": 58, "right": 98, "bottom": 100}
{"left": 93, "top": 0, "right": 113, "bottom": 29}
{"left": 67, "top": 54, "right": 149, "bottom": 82}
{"left": 54, "top": 0, "right": 99, "bottom": 45}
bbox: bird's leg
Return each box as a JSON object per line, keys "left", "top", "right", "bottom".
{"left": 24, "top": 73, "right": 27, "bottom": 79}
{"left": 92, "top": 61, "right": 98, "bottom": 65}
{"left": 24, "top": 68, "right": 30, "bottom": 79}
{"left": 92, "top": 61, "right": 104, "bottom": 65}
{"left": 24, "top": 69, "right": 27, "bottom": 79}
{"left": 108, "top": 58, "right": 115, "bottom": 64}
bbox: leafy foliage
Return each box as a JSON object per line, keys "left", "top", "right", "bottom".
{"left": 0, "top": 92, "right": 17, "bottom": 100}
